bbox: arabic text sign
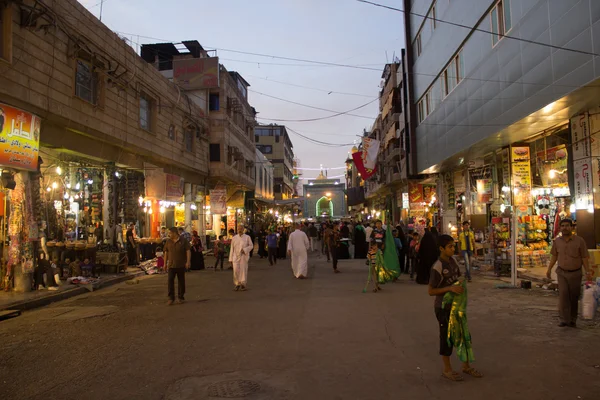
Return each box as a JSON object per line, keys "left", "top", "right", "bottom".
{"left": 571, "top": 114, "right": 591, "bottom": 161}
{"left": 0, "top": 103, "right": 41, "bottom": 171}
{"left": 209, "top": 188, "right": 227, "bottom": 214}
{"left": 173, "top": 57, "right": 220, "bottom": 90}
{"left": 511, "top": 146, "right": 532, "bottom": 206}
{"left": 165, "top": 174, "right": 184, "bottom": 201}
{"left": 573, "top": 158, "right": 593, "bottom": 209}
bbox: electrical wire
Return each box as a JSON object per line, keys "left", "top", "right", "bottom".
{"left": 244, "top": 75, "right": 376, "bottom": 98}
{"left": 250, "top": 90, "right": 374, "bottom": 120}
{"left": 256, "top": 98, "right": 379, "bottom": 123}
{"left": 286, "top": 127, "right": 356, "bottom": 147}
{"left": 356, "top": 0, "right": 600, "bottom": 57}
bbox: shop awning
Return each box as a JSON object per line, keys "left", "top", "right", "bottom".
{"left": 227, "top": 191, "right": 245, "bottom": 208}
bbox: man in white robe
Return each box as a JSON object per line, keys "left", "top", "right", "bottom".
{"left": 229, "top": 224, "right": 254, "bottom": 291}
{"left": 288, "top": 223, "right": 310, "bottom": 279}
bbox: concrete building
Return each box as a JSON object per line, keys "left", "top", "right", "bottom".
{"left": 303, "top": 172, "right": 346, "bottom": 220}
{"left": 255, "top": 149, "right": 274, "bottom": 202}
{"left": 0, "top": 0, "right": 209, "bottom": 239}
{"left": 402, "top": 0, "right": 600, "bottom": 245}
{"left": 255, "top": 124, "right": 295, "bottom": 200}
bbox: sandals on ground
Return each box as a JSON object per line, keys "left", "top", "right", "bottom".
{"left": 442, "top": 371, "right": 464, "bottom": 382}
{"left": 462, "top": 367, "right": 484, "bottom": 378}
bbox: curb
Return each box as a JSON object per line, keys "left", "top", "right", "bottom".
{"left": 0, "top": 271, "right": 147, "bottom": 312}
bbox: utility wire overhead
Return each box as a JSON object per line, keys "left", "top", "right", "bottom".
{"left": 244, "top": 75, "right": 376, "bottom": 98}
{"left": 250, "top": 90, "right": 374, "bottom": 120}
{"left": 356, "top": 0, "right": 600, "bottom": 57}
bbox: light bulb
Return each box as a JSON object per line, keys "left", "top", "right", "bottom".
{"left": 148, "top": 208, "right": 153, "bottom": 214}
{"left": 569, "top": 204, "right": 576, "bottom": 213}
{"left": 75, "top": 183, "right": 80, "bottom": 190}
{"left": 138, "top": 196, "right": 144, "bottom": 206}
{"left": 69, "top": 196, "right": 74, "bottom": 202}
{"left": 56, "top": 166, "right": 62, "bottom": 175}
{"left": 461, "top": 195, "right": 466, "bottom": 201}
{"left": 548, "top": 169, "right": 557, "bottom": 179}
{"left": 115, "top": 171, "right": 120, "bottom": 178}
{"left": 52, "top": 182, "right": 58, "bottom": 189}
{"left": 46, "top": 187, "right": 51, "bottom": 192}
{"left": 66, "top": 183, "right": 71, "bottom": 189}
{"left": 87, "top": 179, "right": 93, "bottom": 185}
{"left": 64, "top": 193, "right": 69, "bottom": 199}
{"left": 143, "top": 207, "right": 147, "bottom": 213}
{"left": 160, "top": 206, "right": 166, "bottom": 213}
{"left": 75, "top": 194, "right": 79, "bottom": 200}
{"left": 500, "top": 204, "right": 506, "bottom": 213}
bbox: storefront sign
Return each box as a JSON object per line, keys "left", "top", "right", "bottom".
{"left": 571, "top": 114, "right": 591, "bottom": 160}
{"left": 144, "top": 164, "right": 166, "bottom": 199}
{"left": 476, "top": 179, "right": 492, "bottom": 203}
{"left": 511, "top": 146, "right": 532, "bottom": 206}
{"left": 409, "top": 183, "right": 423, "bottom": 209}
{"left": 402, "top": 193, "right": 409, "bottom": 209}
{"left": 536, "top": 145, "right": 569, "bottom": 187}
{"left": 165, "top": 174, "right": 184, "bottom": 201}
{"left": 0, "top": 103, "right": 41, "bottom": 171}
{"left": 210, "top": 188, "right": 227, "bottom": 214}
{"left": 227, "top": 209, "right": 236, "bottom": 232}
{"left": 573, "top": 158, "right": 593, "bottom": 209}
{"left": 423, "top": 185, "right": 436, "bottom": 203}
{"left": 501, "top": 148, "right": 510, "bottom": 189}
{"left": 173, "top": 57, "right": 220, "bottom": 90}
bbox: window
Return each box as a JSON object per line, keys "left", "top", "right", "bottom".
{"left": 75, "top": 60, "right": 99, "bottom": 104}
{"left": 415, "top": 33, "right": 422, "bottom": 57}
{"left": 139, "top": 93, "right": 153, "bottom": 131}
{"left": 0, "top": 4, "right": 12, "bottom": 62}
{"left": 442, "top": 50, "right": 464, "bottom": 98}
{"left": 237, "top": 79, "right": 247, "bottom": 99}
{"left": 417, "top": 89, "right": 432, "bottom": 124}
{"left": 184, "top": 129, "right": 193, "bottom": 152}
{"left": 209, "top": 93, "right": 220, "bottom": 111}
{"left": 430, "top": 4, "right": 436, "bottom": 31}
{"left": 209, "top": 144, "right": 220, "bottom": 162}
{"left": 490, "top": 0, "right": 512, "bottom": 46}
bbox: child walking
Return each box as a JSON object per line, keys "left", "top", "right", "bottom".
{"left": 428, "top": 234, "right": 483, "bottom": 382}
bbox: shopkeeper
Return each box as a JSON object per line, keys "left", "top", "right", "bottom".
{"left": 546, "top": 219, "right": 590, "bottom": 328}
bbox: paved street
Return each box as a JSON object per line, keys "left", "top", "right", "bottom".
{"left": 0, "top": 252, "right": 599, "bottom": 400}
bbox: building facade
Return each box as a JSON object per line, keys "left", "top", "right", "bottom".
{"left": 0, "top": 0, "right": 211, "bottom": 290}
{"left": 403, "top": 0, "right": 600, "bottom": 250}
{"left": 255, "top": 124, "right": 295, "bottom": 200}
{"left": 255, "top": 148, "right": 274, "bottom": 201}
{"left": 303, "top": 172, "right": 346, "bottom": 220}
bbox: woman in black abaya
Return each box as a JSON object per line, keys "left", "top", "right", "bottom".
{"left": 277, "top": 227, "right": 288, "bottom": 259}
{"left": 353, "top": 222, "right": 367, "bottom": 259}
{"left": 416, "top": 230, "right": 439, "bottom": 284}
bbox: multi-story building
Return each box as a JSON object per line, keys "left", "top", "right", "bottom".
{"left": 0, "top": 0, "right": 209, "bottom": 245}
{"left": 254, "top": 148, "right": 274, "bottom": 202}
{"left": 255, "top": 124, "right": 295, "bottom": 200}
{"left": 141, "top": 41, "right": 257, "bottom": 234}
{"left": 402, "top": 0, "right": 600, "bottom": 246}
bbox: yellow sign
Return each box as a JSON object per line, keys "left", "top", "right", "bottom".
{"left": 511, "top": 146, "right": 532, "bottom": 206}
{"left": 0, "top": 103, "right": 41, "bottom": 170}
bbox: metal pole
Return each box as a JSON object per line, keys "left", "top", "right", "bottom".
{"left": 511, "top": 208, "right": 518, "bottom": 287}
{"left": 99, "top": 0, "right": 104, "bottom": 22}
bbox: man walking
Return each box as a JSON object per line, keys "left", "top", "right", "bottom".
{"left": 365, "top": 223, "right": 373, "bottom": 246}
{"left": 229, "top": 224, "right": 254, "bottom": 291}
{"left": 322, "top": 223, "right": 333, "bottom": 262}
{"left": 288, "top": 222, "right": 310, "bottom": 279}
{"left": 266, "top": 229, "right": 279, "bottom": 266}
{"left": 308, "top": 223, "right": 318, "bottom": 252}
{"left": 458, "top": 221, "right": 475, "bottom": 282}
{"left": 164, "top": 227, "right": 191, "bottom": 305}
{"left": 547, "top": 219, "right": 590, "bottom": 327}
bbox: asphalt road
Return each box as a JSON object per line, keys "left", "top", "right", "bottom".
{"left": 0, "top": 250, "right": 599, "bottom": 400}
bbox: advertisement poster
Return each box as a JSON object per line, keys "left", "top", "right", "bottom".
{"left": 573, "top": 158, "right": 593, "bottom": 209}
{"left": 165, "top": 174, "right": 184, "bottom": 201}
{"left": 536, "top": 145, "right": 569, "bottom": 187}
{"left": 423, "top": 185, "right": 436, "bottom": 204}
{"left": 511, "top": 146, "right": 532, "bottom": 206}
{"left": 144, "top": 164, "right": 166, "bottom": 199}
{"left": 476, "top": 179, "right": 493, "bottom": 203}
{"left": 210, "top": 188, "right": 227, "bottom": 214}
{"left": 173, "top": 57, "right": 220, "bottom": 90}
{"left": 571, "top": 114, "right": 591, "bottom": 161}
{"left": 227, "top": 209, "right": 236, "bottom": 232}
{"left": 0, "top": 103, "right": 41, "bottom": 171}
{"left": 408, "top": 183, "right": 424, "bottom": 208}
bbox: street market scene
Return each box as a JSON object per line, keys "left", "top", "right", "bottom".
{"left": 0, "top": 0, "right": 600, "bottom": 399}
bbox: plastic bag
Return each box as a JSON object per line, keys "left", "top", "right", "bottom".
{"left": 581, "top": 284, "right": 598, "bottom": 320}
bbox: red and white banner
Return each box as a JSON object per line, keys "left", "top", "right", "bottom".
{"left": 362, "top": 138, "right": 380, "bottom": 170}
{"left": 352, "top": 151, "right": 377, "bottom": 180}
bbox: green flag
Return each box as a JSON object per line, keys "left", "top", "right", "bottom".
{"left": 382, "top": 224, "right": 401, "bottom": 278}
